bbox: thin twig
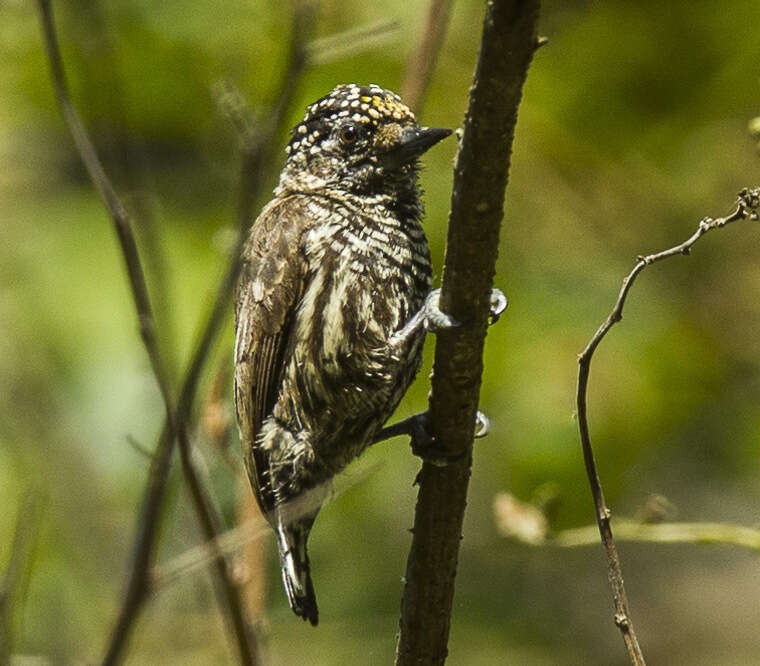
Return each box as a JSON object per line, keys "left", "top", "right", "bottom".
{"left": 35, "top": 0, "right": 312, "bottom": 662}
{"left": 306, "top": 19, "right": 401, "bottom": 66}
{"left": 101, "top": 2, "right": 313, "bottom": 662}
{"left": 401, "top": 0, "right": 455, "bottom": 115}
{"left": 152, "top": 460, "right": 382, "bottom": 590}
{"left": 36, "top": 0, "right": 175, "bottom": 427}
{"left": 576, "top": 186, "right": 760, "bottom": 665}
{"left": 554, "top": 521, "right": 760, "bottom": 550}
{"left": 395, "top": 2, "right": 540, "bottom": 664}
{"left": 493, "top": 492, "right": 760, "bottom": 551}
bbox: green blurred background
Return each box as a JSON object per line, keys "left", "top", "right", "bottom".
{"left": 2, "top": 0, "right": 760, "bottom": 663}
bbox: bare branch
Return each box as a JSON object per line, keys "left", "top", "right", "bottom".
{"left": 576, "top": 186, "right": 760, "bottom": 665}
{"left": 395, "top": 2, "right": 540, "bottom": 664}
{"left": 36, "top": 0, "right": 175, "bottom": 425}
{"left": 493, "top": 492, "right": 760, "bottom": 551}
{"left": 307, "top": 19, "right": 401, "bottom": 66}
{"left": 36, "top": 0, "right": 314, "bottom": 662}
{"left": 152, "top": 461, "right": 382, "bottom": 590}
{"left": 401, "top": 0, "right": 454, "bottom": 115}
{"left": 554, "top": 521, "right": 760, "bottom": 550}
{"left": 101, "top": 2, "right": 314, "bottom": 661}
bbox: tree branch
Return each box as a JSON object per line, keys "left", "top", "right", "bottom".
{"left": 36, "top": 1, "right": 312, "bottom": 662}
{"left": 36, "top": 0, "right": 175, "bottom": 427}
{"left": 395, "top": 2, "right": 540, "bottom": 664}
{"left": 101, "top": 5, "right": 312, "bottom": 661}
{"left": 554, "top": 521, "right": 760, "bottom": 550}
{"left": 306, "top": 19, "right": 400, "bottom": 66}
{"left": 493, "top": 491, "right": 760, "bottom": 551}
{"left": 576, "top": 186, "right": 760, "bottom": 665}
{"left": 401, "top": 0, "right": 455, "bottom": 115}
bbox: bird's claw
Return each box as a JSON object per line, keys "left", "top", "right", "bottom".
{"left": 474, "top": 410, "right": 490, "bottom": 438}
{"left": 488, "top": 288, "right": 508, "bottom": 325}
{"left": 421, "top": 289, "right": 461, "bottom": 332}
{"left": 423, "top": 287, "right": 508, "bottom": 332}
{"left": 408, "top": 410, "right": 491, "bottom": 466}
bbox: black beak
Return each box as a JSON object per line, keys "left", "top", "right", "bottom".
{"left": 380, "top": 126, "right": 452, "bottom": 170}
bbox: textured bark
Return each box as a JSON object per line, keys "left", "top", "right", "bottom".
{"left": 395, "top": 2, "right": 540, "bottom": 664}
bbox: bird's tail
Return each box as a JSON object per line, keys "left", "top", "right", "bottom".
{"left": 275, "top": 518, "right": 318, "bottom": 626}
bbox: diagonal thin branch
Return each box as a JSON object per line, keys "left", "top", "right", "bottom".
{"left": 395, "top": 2, "right": 541, "bottom": 664}
{"left": 36, "top": 0, "right": 312, "bottom": 662}
{"left": 576, "top": 186, "right": 760, "bottom": 665}
{"left": 101, "top": 4, "right": 313, "bottom": 663}
{"left": 401, "top": 0, "right": 455, "bottom": 115}
{"left": 306, "top": 18, "right": 401, "bottom": 66}
{"left": 36, "top": 0, "right": 176, "bottom": 428}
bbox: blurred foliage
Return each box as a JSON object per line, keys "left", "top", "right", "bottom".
{"left": 2, "top": 0, "right": 760, "bottom": 664}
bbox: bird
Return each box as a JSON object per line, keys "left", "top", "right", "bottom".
{"left": 234, "top": 83, "right": 505, "bottom": 626}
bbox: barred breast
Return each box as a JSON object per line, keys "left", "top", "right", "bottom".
{"left": 268, "top": 193, "right": 432, "bottom": 481}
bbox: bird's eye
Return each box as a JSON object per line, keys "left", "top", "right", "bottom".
{"left": 339, "top": 123, "right": 358, "bottom": 145}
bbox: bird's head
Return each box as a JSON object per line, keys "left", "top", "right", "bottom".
{"left": 277, "top": 84, "right": 451, "bottom": 198}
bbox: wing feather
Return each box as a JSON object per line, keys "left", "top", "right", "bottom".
{"left": 234, "top": 196, "right": 306, "bottom": 517}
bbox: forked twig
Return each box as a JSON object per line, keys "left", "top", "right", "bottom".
{"left": 576, "top": 186, "right": 760, "bottom": 665}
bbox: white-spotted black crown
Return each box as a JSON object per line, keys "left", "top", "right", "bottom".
{"left": 285, "top": 83, "right": 417, "bottom": 156}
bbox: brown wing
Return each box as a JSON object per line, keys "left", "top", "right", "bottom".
{"left": 234, "top": 195, "right": 306, "bottom": 517}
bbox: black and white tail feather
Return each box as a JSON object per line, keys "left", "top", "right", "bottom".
{"left": 275, "top": 515, "right": 318, "bottom": 626}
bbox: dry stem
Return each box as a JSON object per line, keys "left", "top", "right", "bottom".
{"left": 576, "top": 186, "right": 760, "bottom": 665}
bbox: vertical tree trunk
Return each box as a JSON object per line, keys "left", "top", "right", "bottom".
{"left": 395, "top": 2, "right": 540, "bottom": 663}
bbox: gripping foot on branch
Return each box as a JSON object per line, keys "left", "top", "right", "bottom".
{"left": 422, "top": 286, "right": 508, "bottom": 330}
{"left": 389, "top": 287, "right": 508, "bottom": 347}
{"left": 373, "top": 410, "right": 491, "bottom": 466}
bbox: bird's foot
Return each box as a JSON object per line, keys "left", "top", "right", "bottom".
{"left": 488, "top": 288, "right": 508, "bottom": 325}
{"left": 374, "top": 410, "right": 490, "bottom": 466}
{"left": 389, "top": 287, "right": 507, "bottom": 349}
{"left": 423, "top": 287, "right": 508, "bottom": 332}
{"left": 420, "top": 289, "right": 460, "bottom": 332}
